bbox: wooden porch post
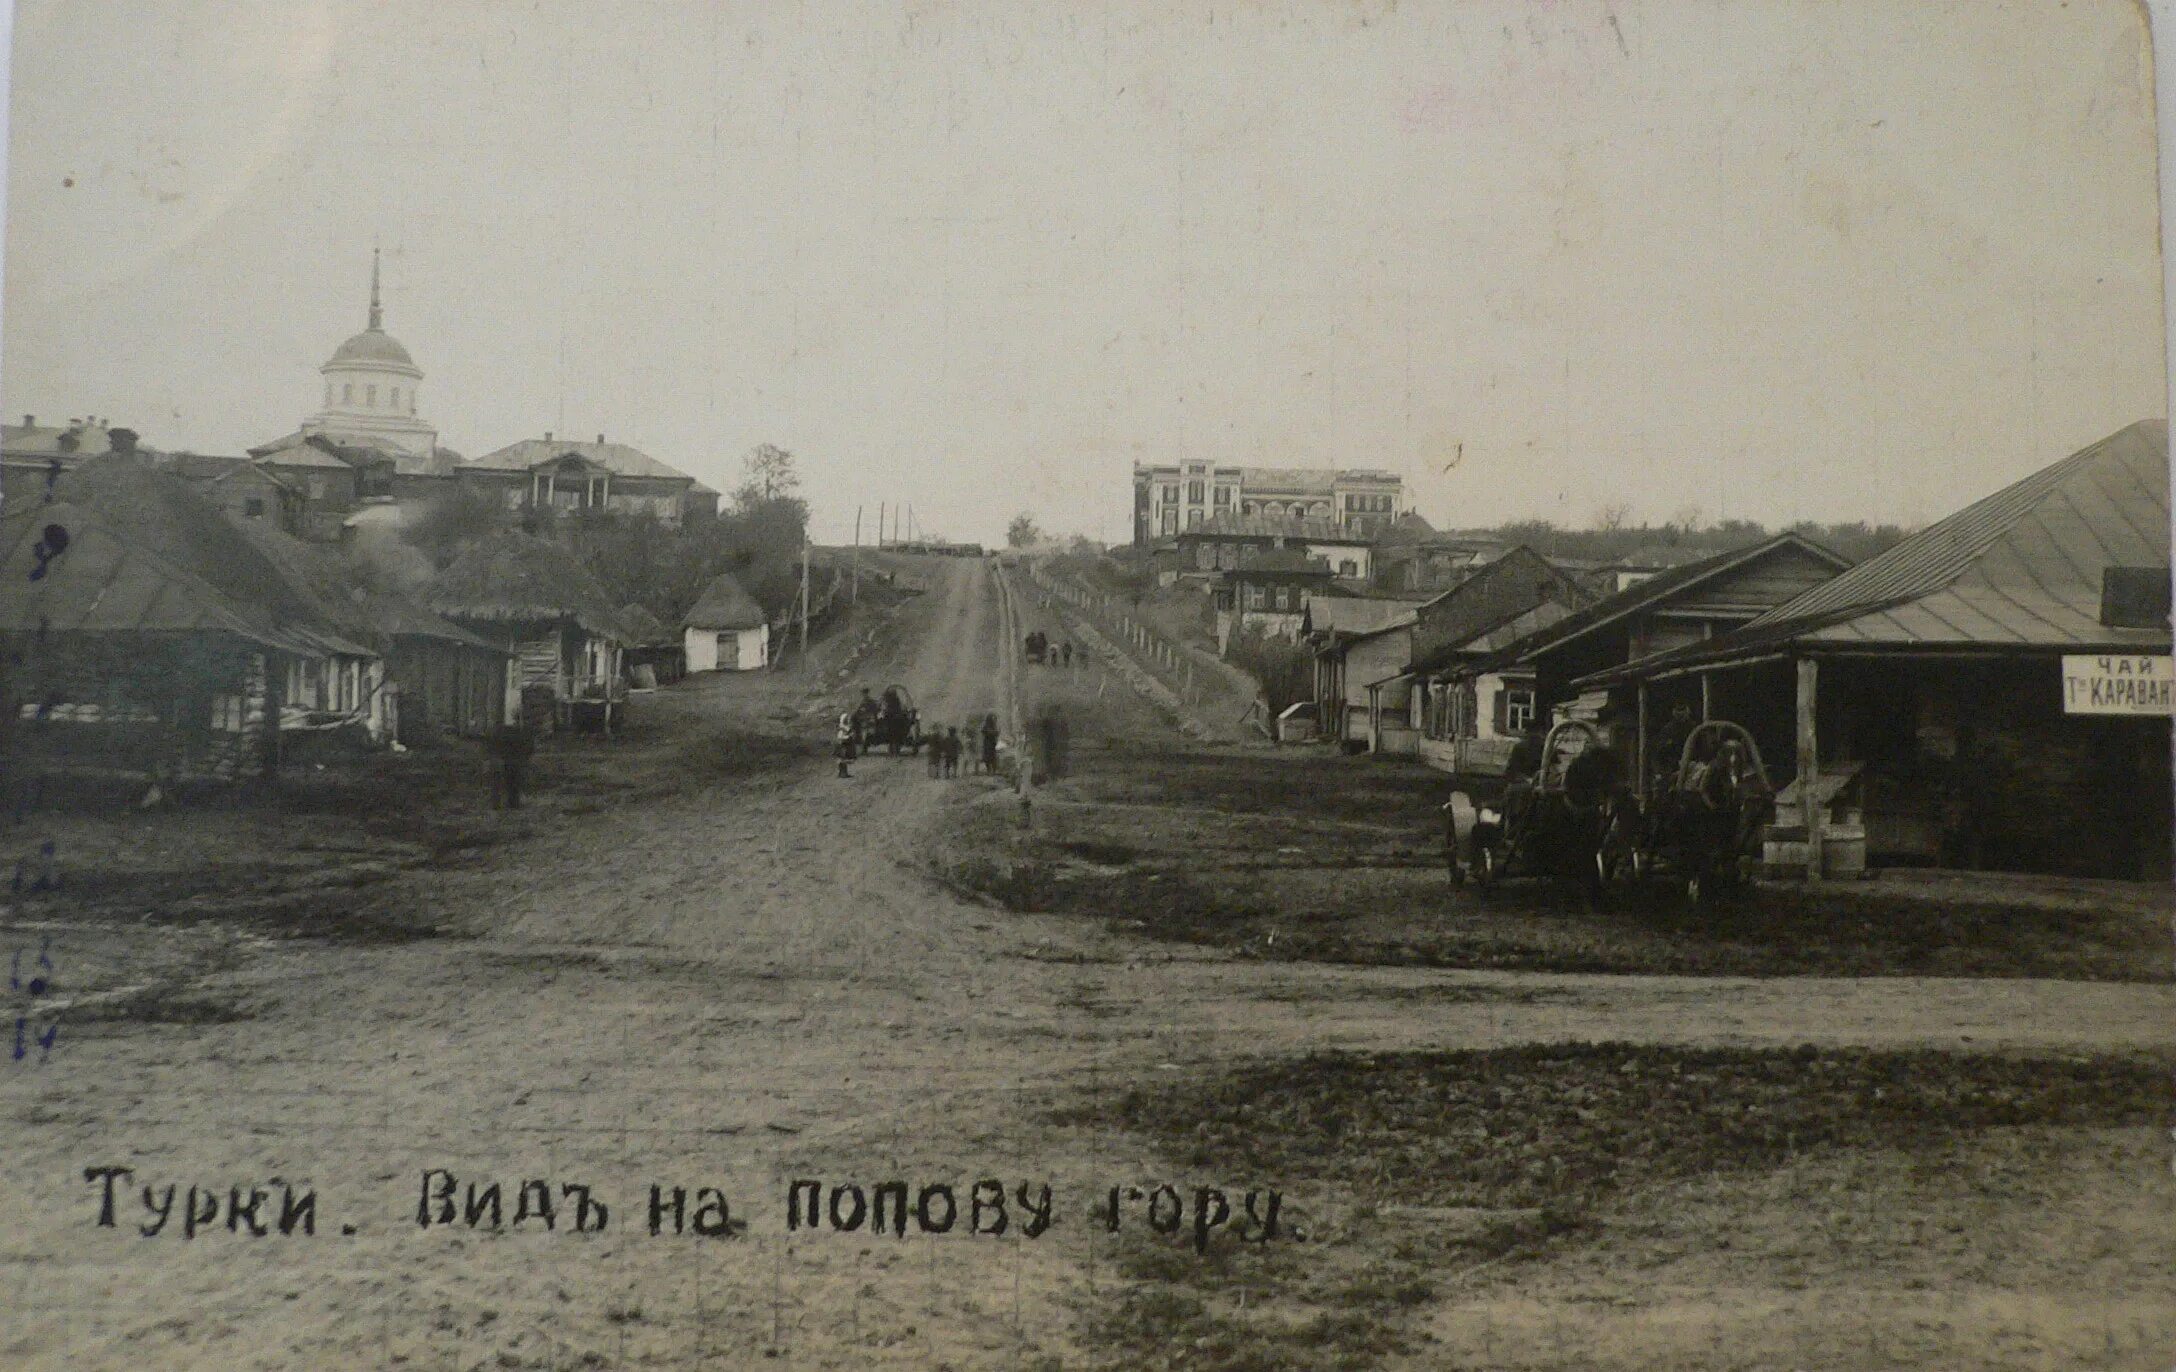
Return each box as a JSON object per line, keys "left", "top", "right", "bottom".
{"left": 1796, "top": 655, "right": 1823, "bottom": 882}
{"left": 1636, "top": 679, "right": 1650, "bottom": 802}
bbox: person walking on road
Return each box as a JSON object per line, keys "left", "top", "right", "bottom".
{"left": 980, "top": 713, "right": 1000, "bottom": 775}
{"left": 1061, "top": 641, "right": 1073, "bottom": 668}
{"left": 943, "top": 727, "right": 963, "bottom": 777}
{"left": 927, "top": 727, "right": 944, "bottom": 779}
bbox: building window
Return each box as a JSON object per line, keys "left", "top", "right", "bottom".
{"left": 243, "top": 497, "right": 265, "bottom": 518}
{"left": 1161, "top": 485, "right": 1178, "bottom": 504}
{"left": 1339, "top": 559, "right": 1358, "bottom": 577}
{"left": 1188, "top": 480, "right": 1204, "bottom": 503}
{"left": 389, "top": 387, "right": 400, "bottom": 409}
{"left": 1214, "top": 486, "right": 1231, "bottom": 505}
{"left": 343, "top": 384, "right": 354, "bottom": 404}
{"left": 1504, "top": 688, "right": 1536, "bottom": 735}
{"left": 1160, "top": 510, "right": 1178, "bottom": 535}
{"left": 1187, "top": 509, "right": 1204, "bottom": 529}
{"left": 366, "top": 385, "right": 377, "bottom": 406}
{"left": 1245, "top": 584, "right": 1267, "bottom": 609}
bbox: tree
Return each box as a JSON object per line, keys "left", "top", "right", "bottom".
{"left": 732, "top": 444, "right": 803, "bottom": 511}
{"left": 1006, "top": 513, "right": 1043, "bottom": 548}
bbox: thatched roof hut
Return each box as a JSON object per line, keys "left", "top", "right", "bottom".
{"left": 425, "top": 531, "right": 633, "bottom": 642}
{"left": 4, "top": 458, "right": 370, "bottom": 655}
{"left": 685, "top": 571, "right": 766, "bottom": 631}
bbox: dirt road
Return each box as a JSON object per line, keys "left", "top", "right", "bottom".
{"left": 2, "top": 557, "right": 2168, "bottom": 1370}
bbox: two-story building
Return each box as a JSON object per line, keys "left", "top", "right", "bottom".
{"left": 1174, "top": 512, "right": 1377, "bottom": 581}
{"left": 456, "top": 434, "right": 720, "bottom": 525}
{"left": 1133, "top": 461, "right": 1405, "bottom": 544}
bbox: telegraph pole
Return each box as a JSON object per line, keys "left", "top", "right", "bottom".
{"left": 877, "top": 502, "right": 886, "bottom": 550}
{"left": 852, "top": 505, "right": 862, "bottom": 603}
{"left": 799, "top": 542, "right": 812, "bottom": 660}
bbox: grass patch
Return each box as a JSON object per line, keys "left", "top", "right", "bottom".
{"left": 1057, "top": 1045, "right": 2170, "bottom": 1369}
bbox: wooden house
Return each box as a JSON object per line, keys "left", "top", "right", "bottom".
{"left": 1212, "top": 548, "right": 1339, "bottom": 651}
{"left": 1303, "top": 596, "right": 1423, "bottom": 747}
{"left": 0, "top": 461, "right": 384, "bottom": 786}
{"left": 1176, "top": 512, "right": 1376, "bottom": 581}
{"left": 426, "top": 531, "right": 634, "bottom": 731}
{"left": 1365, "top": 547, "right": 1594, "bottom": 768}
{"left": 1422, "top": 532, "right": 1853, "bottom": 782}
{"left": 1579, "top": 421, "right": 2171, "bottom": 880}
{"left": 456, "top": 435, "right": 721, "bottom": 526}
{"left": 684, "top": 573, "right": 770, "bottom": 672}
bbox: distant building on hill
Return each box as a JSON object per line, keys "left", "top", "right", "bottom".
{"left": 245, "top": 252, "right": 718, "bottom": 532}
{"left": 1132, "top": 460, "right": 1404, "bottom": 544}
{"left": 457, "top": 434, "right": 720, "bottom": 526}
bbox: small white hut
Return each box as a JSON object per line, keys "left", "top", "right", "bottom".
{"left": 684, "top": 572, "right": 769, "bottom": 672}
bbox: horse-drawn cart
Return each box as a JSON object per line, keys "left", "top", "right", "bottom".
{"left": 856, "top": 684, "right": 925, "bottom": 755}
{"left": 1446, "top": 719, "right": 1622, "bottom": 903}
{"left": 1618, "top": 720, "right": 1774, "bottom": 903}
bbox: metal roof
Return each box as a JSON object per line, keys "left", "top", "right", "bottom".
{"left": 1572, "top": 420, "right": 2171, "bottom": 685}
{"left": 1754, "top": 419, "right": 2168, "bottom": 647}
{"left": 1301, "top": 595, "right": 1418, "bottom": 639}
{"left": 464, "top": 436, "right": 702, "bottom": 485}
{"left": 1463, "top": 532, "right": 1851, "bottom": 675}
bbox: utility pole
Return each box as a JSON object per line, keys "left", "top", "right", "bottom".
{"left": 799, "top": 542, "right": 812, "bottom": 660}
{"left": 852, "top": 505, "right": 862, "bottom": 603}
{"left": 877, "top": 502, "right": 886, "bottom": 550}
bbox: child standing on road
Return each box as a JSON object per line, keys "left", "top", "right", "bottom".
{"left": 944, "top": 727, "right": 963, "bottom": 777}
{"left": 980, "top": 714, "right": 1000, "bottom": 775}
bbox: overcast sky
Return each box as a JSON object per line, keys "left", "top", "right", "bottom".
{"left": 1, "top": 0, "right": 2163, "bottom": 545}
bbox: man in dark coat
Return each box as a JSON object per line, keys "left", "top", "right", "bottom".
{"left": 489, "top": 721, "right": 535, "bottom": 809}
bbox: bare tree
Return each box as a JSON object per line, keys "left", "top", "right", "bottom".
{"left": 1592, "top": 501, "right": 1633, "bottom": 532}
{"left": 735, "top": 444, "right": 801, "bottom": 506}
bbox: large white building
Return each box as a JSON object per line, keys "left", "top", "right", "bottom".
{"left": 251, "top": 250, "right": 460, "bottom": 477}
{"left": 1132, "top": 461, "right": 1405, "bottom": 544}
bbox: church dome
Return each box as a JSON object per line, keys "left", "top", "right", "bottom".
{"left": 328, "top": 327, "right": 415, "bottom": 368}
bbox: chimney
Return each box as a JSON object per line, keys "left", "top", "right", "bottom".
{"left": 596, "top": 433, "right": 605, "bottom": 445}
{"left": 20, "top": 415, "right": 31, "bottom": 428}
{"left": 544, "top": 431, "right": 553, "bottom": 442}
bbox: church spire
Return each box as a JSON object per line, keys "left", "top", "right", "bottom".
{"left": 368, "top": 245, "right": 383, "bottom": 332}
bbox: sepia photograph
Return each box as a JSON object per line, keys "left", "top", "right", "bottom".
{"left": 0, "top": 1, "right": 2169, "bottom": 1368}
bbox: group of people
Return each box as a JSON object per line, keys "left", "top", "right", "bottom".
{"left": 1023, "top": 630, "right": 1073, "bottom": 667}
{"left": 926, "top": 714, "right": 1002, "bottom": 779}
{"left": 833, "top": 693, "right": 1002, "bottom": 779}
